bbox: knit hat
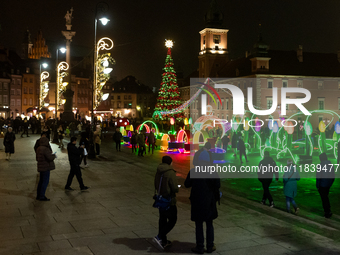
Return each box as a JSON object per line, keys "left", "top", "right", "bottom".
{"left": 198, "top": 150, "right": 210, "bottom": 162}
{"left": 162, "top": 156, "right": 172, "bottom": 165}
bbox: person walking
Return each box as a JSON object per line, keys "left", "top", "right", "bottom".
{"left": 131, "top": 131, "right": 137, "bottom": 154}
{"left": 137, "top": 130, "right": 146, "bottom": 157}
{"left": 231, "top": 133, "right": 237, "bottom": 156}
{"left": 317, "top": 153, "right": 335, "bottom": 218}
{"left": 113, "top": 128, "right": 122, "bottom": 152}
{"left": 238, "top": 136, "right": 248, "bottom": 164}
{"left": 4, "top": 127, "right": 16, "bottom": 160}
{"left": 57, "top": 125, "right": 65, "bottom": 149}
{"left": 221, "top": 134, "right": 229, "bottom": 154}
{"left": 36, "top": 137, "right": 56, "bottom": 201}
{"left": 148, "top": 129, "right": 156, "bottom": 154}
{"left": 94, "top": 125, "right": 101, "bottom": 157}
{"left": 79, "top": 132, "right": 89, "bottom": 168}
{"left": 283, "top": 159, "right": 300, "bottom": 214}
{"left": 185, "top": 150, "right": 220, "bottom": 254}
{"left": 21, "top": 117, "right": 29, "bottom": 137}
{"left": 65, "top": 137, "right": 89, "bottom": 191}
{"left": 258, "top": 151, "right": 279, "bottom": 207}
{"left": 153, "top": 156, "right": 179, "bottom": 250}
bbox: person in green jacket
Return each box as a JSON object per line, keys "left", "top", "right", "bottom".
{"left": 283, "top": 159, "right": 300, "bottom": 214}
{"left": 153, "top": 156, "right": 179, "bottom": 250}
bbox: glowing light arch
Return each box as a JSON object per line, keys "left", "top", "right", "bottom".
{"left": 137, "top": 123, "right": 150, "bottom": 133}
{"left": 141, "top": 120, "right": 159, "bottom": 134}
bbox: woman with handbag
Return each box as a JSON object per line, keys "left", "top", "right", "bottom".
{"left": 185, "top": 150, "right": 220, "bottom": 254}
{"left": 4, "top": 127, "right": 15, "bottom": 160}
{"left": 153, "top": 156, "right": 179, "bottom": 250}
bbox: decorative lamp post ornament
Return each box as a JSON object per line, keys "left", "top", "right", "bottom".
{"left": 93, "top": 37, "right": 115, "bottom": 110}
{"left": 40, "top": 71, "right": 50, "bottom": 109}
{"left": 57, "top": 61, "right": 69, "bottom": 107}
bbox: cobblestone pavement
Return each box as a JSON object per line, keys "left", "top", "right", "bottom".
{"left": 0, "top": 134, "right": 339, "bottom": 254}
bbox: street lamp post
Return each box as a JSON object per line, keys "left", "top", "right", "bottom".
{"left": 88, "top": 2, "right": 114, "bottom": 159}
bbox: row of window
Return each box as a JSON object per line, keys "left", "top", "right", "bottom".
{"left": 23, "top": 78, "right": 34, "bottom": 83}
{"left": 111, "top": 95, "right": 132, "bottom": 100}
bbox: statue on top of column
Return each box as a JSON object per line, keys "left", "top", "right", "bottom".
{"left": 64, "top": 7, "right": 74, "bottom": 30}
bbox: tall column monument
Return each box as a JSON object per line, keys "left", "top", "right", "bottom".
{"left": 61, "top": 8, "right": 76, "bottom": 122}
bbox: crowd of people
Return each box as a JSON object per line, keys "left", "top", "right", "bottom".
{"left": 0, "top": 117, "right": 338, "bottom": 253}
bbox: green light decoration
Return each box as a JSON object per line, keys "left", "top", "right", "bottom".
{"left": 304, "top": 121, "right": 313, "bottom": 136}
{"left": 140, "top": 120, "right": 159, "bottom": 134}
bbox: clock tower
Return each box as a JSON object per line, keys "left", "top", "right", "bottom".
{"left": 198, "top": 0, "right": 229, "bottom": 78}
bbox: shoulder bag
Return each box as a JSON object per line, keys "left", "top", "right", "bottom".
{"left": 153, "top": 174, "right": 171, "bottom": 211}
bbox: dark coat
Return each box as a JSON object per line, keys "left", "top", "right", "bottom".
{"left": 148, "top": 132, "right": 155, "bottom": 144}
{"left": 258, "top": 156, "right": 279, "bottom": 181}
{"left": 113, "top": 131, "right": 122, "bottom": 142}
{"left": 4, "top": 131, "right": 15, "bottom": 153}
{"left": 36, "top": 137, "right": 56, "bottom": 172}
{"left": 154, "top": 163, "right": 179, "bottom": 206}
{"left": 34, "top": 138, "right": 52, "bottom": 152}
{"left": 231, "top": 134, "right": 237, "bottom": 148}
{"left": 131, "top": 134, "right": 137, "bottom": 144}
{"left": 67, "top": 142, "right": 82, "bottom": 165}
{"left": 184, "top": 167, "right": 220, "bottom": 222}
{"left": 316, "top": 160, "right": 335, "bottom": 188}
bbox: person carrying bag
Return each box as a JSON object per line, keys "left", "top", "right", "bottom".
{"left": 153, "top": 156, "right": 179, "bottom": 250}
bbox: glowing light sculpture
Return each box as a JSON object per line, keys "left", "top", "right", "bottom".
{"left": 39, "top": 71, "right": 50, "bottom": 109}
{"left": 319, "top": 120, "right": 327, "bottom": 153}
{"left": 94, "top": 37, "right": 115, "bottom": 109}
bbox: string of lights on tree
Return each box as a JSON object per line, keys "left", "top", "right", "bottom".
{"left": 153, "top": 40, "right": 185, "bottom": 121}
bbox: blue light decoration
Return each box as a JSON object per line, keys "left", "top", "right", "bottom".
{"left": 273, "top": 121, "right": 279, "bottom": 133}
{"left": 335, "top": 121, "right": 340, "bottom": 134}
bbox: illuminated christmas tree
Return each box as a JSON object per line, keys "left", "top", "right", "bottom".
{"left": 153, "top": 40, "right": 185, "bottom": 121}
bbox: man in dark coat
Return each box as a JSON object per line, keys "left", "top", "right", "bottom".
{"left": 36, "top": 137, "right": 56, "bottom": 201}
{"left": 65, "top": 137, "right": 89, "bottom": 191}
{"left": 4, "top": 127, "right": 15, "bottom": 160}
{"left": 113, "top": 128, "right": 123, "bottom": 152}
{"left": 21, "top": 117, "right": 29, "bottom": 137}
{"left": 221, "top": 134, "right": 229, "bottom": 154}
{"left": 231, "top": 133, "right": 237, "bottom": 156}
{"left": 148, "top": 130, "right": 156, "bottom": 154}
{"left": 317, "top": 153, "right": 335, "bottom": 218}
{"left": 153, "top": 156, "right": 179, "bottom": 250}
{"left": 258, "top": 151, "right": 279, "bottom": 207}
{"left": 185, "top": 150, "right": 220, "bottom": 254}
{"left": 238, "top": 136, "right": 248, "bottom": 164}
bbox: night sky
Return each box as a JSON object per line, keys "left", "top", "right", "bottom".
{"left": 1, "top": 0, "right": 340, "bottom": 88}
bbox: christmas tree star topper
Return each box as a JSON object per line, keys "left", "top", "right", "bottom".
{"left": 165, "top": 39, "right": 173, "bottom": 48}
